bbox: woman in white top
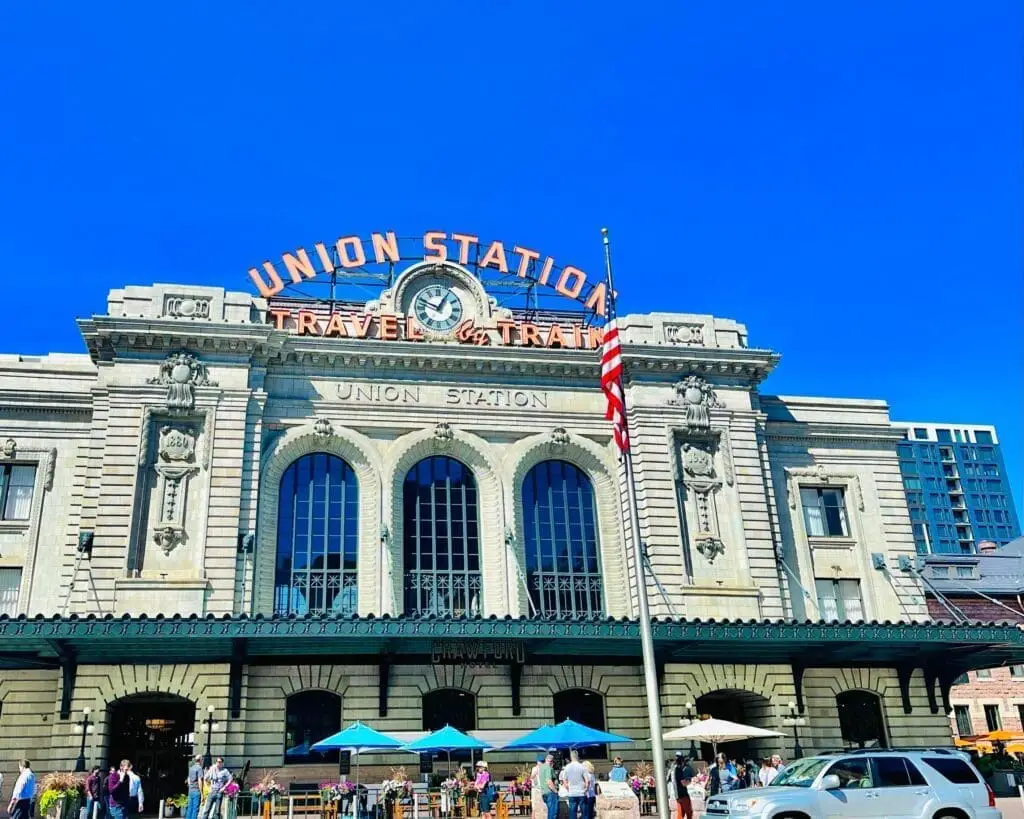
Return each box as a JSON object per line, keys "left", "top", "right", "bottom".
{"left": 757, "top": 759, "right": 778, "bottom": 788}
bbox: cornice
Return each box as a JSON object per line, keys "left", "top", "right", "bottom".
{"left": 0, "top": 391, "right": 94, "bottom": 417}
{"left": 765, "top": 421, "right": 904, "bottom": 445}
{"left": 76, "top": 315, "right": 779, "bottom": 381}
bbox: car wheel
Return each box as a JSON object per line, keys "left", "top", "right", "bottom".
{"left": 774, "top": 814, "right": 811, "bottom": 819}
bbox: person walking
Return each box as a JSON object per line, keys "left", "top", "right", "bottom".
{"left": 757, "top": 758, "right": 777, "bottom": 788}
{"left": 198, "top": 757, "right": 232, "bottom": 819}
{"left": 608, "top": 756, "right": 627, "bottom": 783}
{"left": 770, "top": 754, "right": 785, "bottom": 772}
{"left": 473, "top": 761, "right": 493, "bottom": 819}
{"left": 7, "top": 760, "right": 36, "bottom": 819}
{"left": 107, "top": 761, "right": 132, "bottom": 819}
{"left": 672, "top": 754, "right": 694, "bottom": 819}
{"left": 540, "top": 751, "right": 560, "bottom": 819}
{"left": 127, "top": 764, "right": 144, "bottom": 817}
{"left": 186, "top": 755, "right": 204, "bottom": 819}
{"left": 560, "top": 750, "right": 588, "bottom": 819}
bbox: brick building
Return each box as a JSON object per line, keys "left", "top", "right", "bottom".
{"left": 923, "top": 536, "right": 1024, "bottom": 740}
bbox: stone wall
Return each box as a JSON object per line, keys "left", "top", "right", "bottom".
{"left": 0, "top": 662, "right": 954, "bottom": 791}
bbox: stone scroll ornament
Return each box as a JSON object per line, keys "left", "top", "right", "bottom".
{"left": 152, "top": 425, "right": 199, "bottom": 555}
{"left": 671, "top": 375, "right": 723, "bottom": 431}
{"left": 681, "top": 442, "right": 726, "bottom": 563}
{"left": 148, "top": 352, "right": 217, "bottom": 413}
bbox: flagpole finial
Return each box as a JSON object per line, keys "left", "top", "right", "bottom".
{"left": 601, "top": 227, "right": 609, "bottom": 244}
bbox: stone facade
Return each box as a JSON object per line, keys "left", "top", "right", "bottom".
{"left": 0, "top": 269, "right": 960, "bottom": 794}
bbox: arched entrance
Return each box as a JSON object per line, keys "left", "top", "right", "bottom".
{"left": 837, "top": 690, "right": 889, "bottom": 749}
{"left": 107, "top": 694, "right": 196, "bottom": 814}
{"left": 694, "top": 689, "right": 776, "bottom": 764}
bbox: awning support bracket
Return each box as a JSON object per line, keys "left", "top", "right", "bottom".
{"left": 791, "top": 662, "right": 806, "bottom": 715}
{"left": 510, "top": 662, "right": 522, "bottom": 717}
{"left": 229, "top": 638, "right": 246, "bottom": 719}
{"left": 896, "top": 665, "right": 914, "bottom": 715}
{"left": 49, "top": 639, "right": 77, "bottom": 720}
{"left": 923, "top": 665, "right": 940, "bottom": 715}
{"left": 378, "top": 655, "right": 390, "bottom": 718}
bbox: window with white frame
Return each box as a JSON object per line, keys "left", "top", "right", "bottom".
{"left": 800, "top": 487, "right": 849, "bottom": 537}
{"left": 0, "top": 465, "right": 35, "bottom": 521}
{"left": 815, "top": 578, "right": 864, "bottom": 622}
{"left": 0, "top": 567, "right": 21, "bottom": 615}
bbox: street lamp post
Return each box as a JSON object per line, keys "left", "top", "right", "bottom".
{"left": 679, "top": 702, "right": 699, "bottom": 760}
{"left": 782, "top": 702, "right": 806, "bottom": 760}
{"left": 202, "top": 706, "right": 220, "bottom": 768}
{"left": 73, "top": 708, "right": 94, "bottom": 773}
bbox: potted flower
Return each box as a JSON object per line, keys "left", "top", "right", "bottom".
{"left": 379, "top": 768, "right": 414, "bottom": 819}
{"left": 166, "top": 795, "right": 189, "bottom": 817}
{"left": 251, "top": 777, "right": 286, "bottom": 819}
{"left": 38, "top": 773, "right": 86, "bottom": 819}
{"left": 220, "top": 782, "right": 240, "bottom": 819}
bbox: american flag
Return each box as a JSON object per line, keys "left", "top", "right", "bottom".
{"left": 600, "top": 319, "right": 629, "bottom": 452}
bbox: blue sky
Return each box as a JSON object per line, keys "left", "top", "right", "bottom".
{"left": 1, "top": 2, "right": 1020, "bottom": 509}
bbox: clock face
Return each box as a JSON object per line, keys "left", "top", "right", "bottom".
{"left": 413, "top": 283, "right": 464, "bottom": 332}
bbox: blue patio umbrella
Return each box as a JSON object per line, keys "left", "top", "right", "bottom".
{"left": 312, "top": 722, "right": 407, "bottom": 817}
{"left": 502, "top": 718, "right": 633, "bottom": 751}
{"left": 402, "top": 724, "right": 493, "bottom": 775}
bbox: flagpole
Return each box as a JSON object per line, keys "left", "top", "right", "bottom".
{"left": 601, "top": 227, "right": 671, "bottom": 819}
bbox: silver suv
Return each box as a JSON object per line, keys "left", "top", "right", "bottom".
{"left": 704, "top": 749, "right": 1000, "bottom": 818}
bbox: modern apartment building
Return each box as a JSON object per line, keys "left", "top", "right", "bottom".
{"left": 894, "top": 423, "right": 1020, "bottom": 555}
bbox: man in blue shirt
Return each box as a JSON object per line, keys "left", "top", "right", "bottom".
{"left": 608, "top": 757, "right": 627, "bottom": 783}
{"left": 8, "top": 760, "right": 37, "bottom": 819}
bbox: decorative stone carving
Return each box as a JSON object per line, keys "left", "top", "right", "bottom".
{"left": 151, "top": 424, "right": 199, "bottom": 557}
{"left": 432, "top": 421, "right": 454, "bottom": 447}
{"left": 158, "top": 426, "right": 196, "bottom": 462}
{"left": 2, "top": 439, "right": 15, "bottom": 457}
{"left": 671, "top": 375, "right": 723, "bottom": 430}
{"left": 720, "top": 429, "right": 735, "bottom": 487}
{"left": 550, "top": 427, "right": 570, "bottom": 447}
{"left": 695, "top": 534, "right": 725, "bottom": 563}
{"left": 504, "top": 527, "right": 517, "bottom": 548}
{"left": 682, "top": 442, "right": 715, "bottom": 478}
{"left": 664, "top": 323, "right": 705, "bottom": 346}
{"left": 163, "top": 295, "right": 211, "bottom": 319}
{"left": 313, "top": 417, "right": 334, "bottom": 437}
{"left": 147, "top": 352, "right": 217, "bottom": 413}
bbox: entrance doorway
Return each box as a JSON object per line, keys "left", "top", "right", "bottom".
{"left": 107, "top": 694, "right": 196, "bottom": 814}
{"left": 694, "top": 689, "right": 775, "bottom": 764}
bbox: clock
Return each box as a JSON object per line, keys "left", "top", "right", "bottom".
{"left": 413, "top": 283, "right": 464, "bottom": 332}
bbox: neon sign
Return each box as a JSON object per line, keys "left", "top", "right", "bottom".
{"left": 248, "top": 231, "right": 609, "bottom": 316}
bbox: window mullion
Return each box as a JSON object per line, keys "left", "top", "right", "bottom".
{"left": 547, "top": 466, "right": 560, "bottom": 618}
{"left": 305, "top": 463, "right": 315, "bottom": 613}
{"left": 323, "top": 457, "right": 330, "bottom": 611}
{"left": 290, "top": 473, "right": 300, "bottom": 614}
{"left": 531, "top": 472, "right": 544, "bottom": 616}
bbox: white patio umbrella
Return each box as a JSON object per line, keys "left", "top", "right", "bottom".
{"left": 663, "top": 717, "right": 784, "bottom": 757}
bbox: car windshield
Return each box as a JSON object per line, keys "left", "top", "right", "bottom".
{"left": 769, "top": 757, "right": 830, "bottom": 788}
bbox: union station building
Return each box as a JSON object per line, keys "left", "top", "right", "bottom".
{"left": 0, "top": 251, "right": 1021, "bottom": 803}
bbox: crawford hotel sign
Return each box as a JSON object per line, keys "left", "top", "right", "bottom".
{"left": 249, "top": 230, "right": 608, "bottom": 349}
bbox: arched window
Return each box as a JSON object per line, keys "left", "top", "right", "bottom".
{"left": 837, "top": 690, "right": 889, "bottom": 749}
{"left": 403, "top": 456, "right": 481, "bottom": 616}
{"left": 423, "top": 689, "right": 477, "bottom": 763}
{"left": 523, "top": 460, "right": 602, "bottom": 618}
{"left": 284, "top": 690, "right": 341, "bottom": 764}
{"left": 275, "top": 453, "right": 358, "bottom": 616}
{"left": 554, "top": 689, "right": 608, "bottom": 759}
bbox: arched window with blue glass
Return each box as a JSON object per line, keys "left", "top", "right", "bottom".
{"left": 523, "top": 460, "right": 603, "bottom": 618}
{"left": 403, "top": 456, "right": 481, "bottom": 617}
{"left": 275, "top": 453, "right": 358, "bottom": 616}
